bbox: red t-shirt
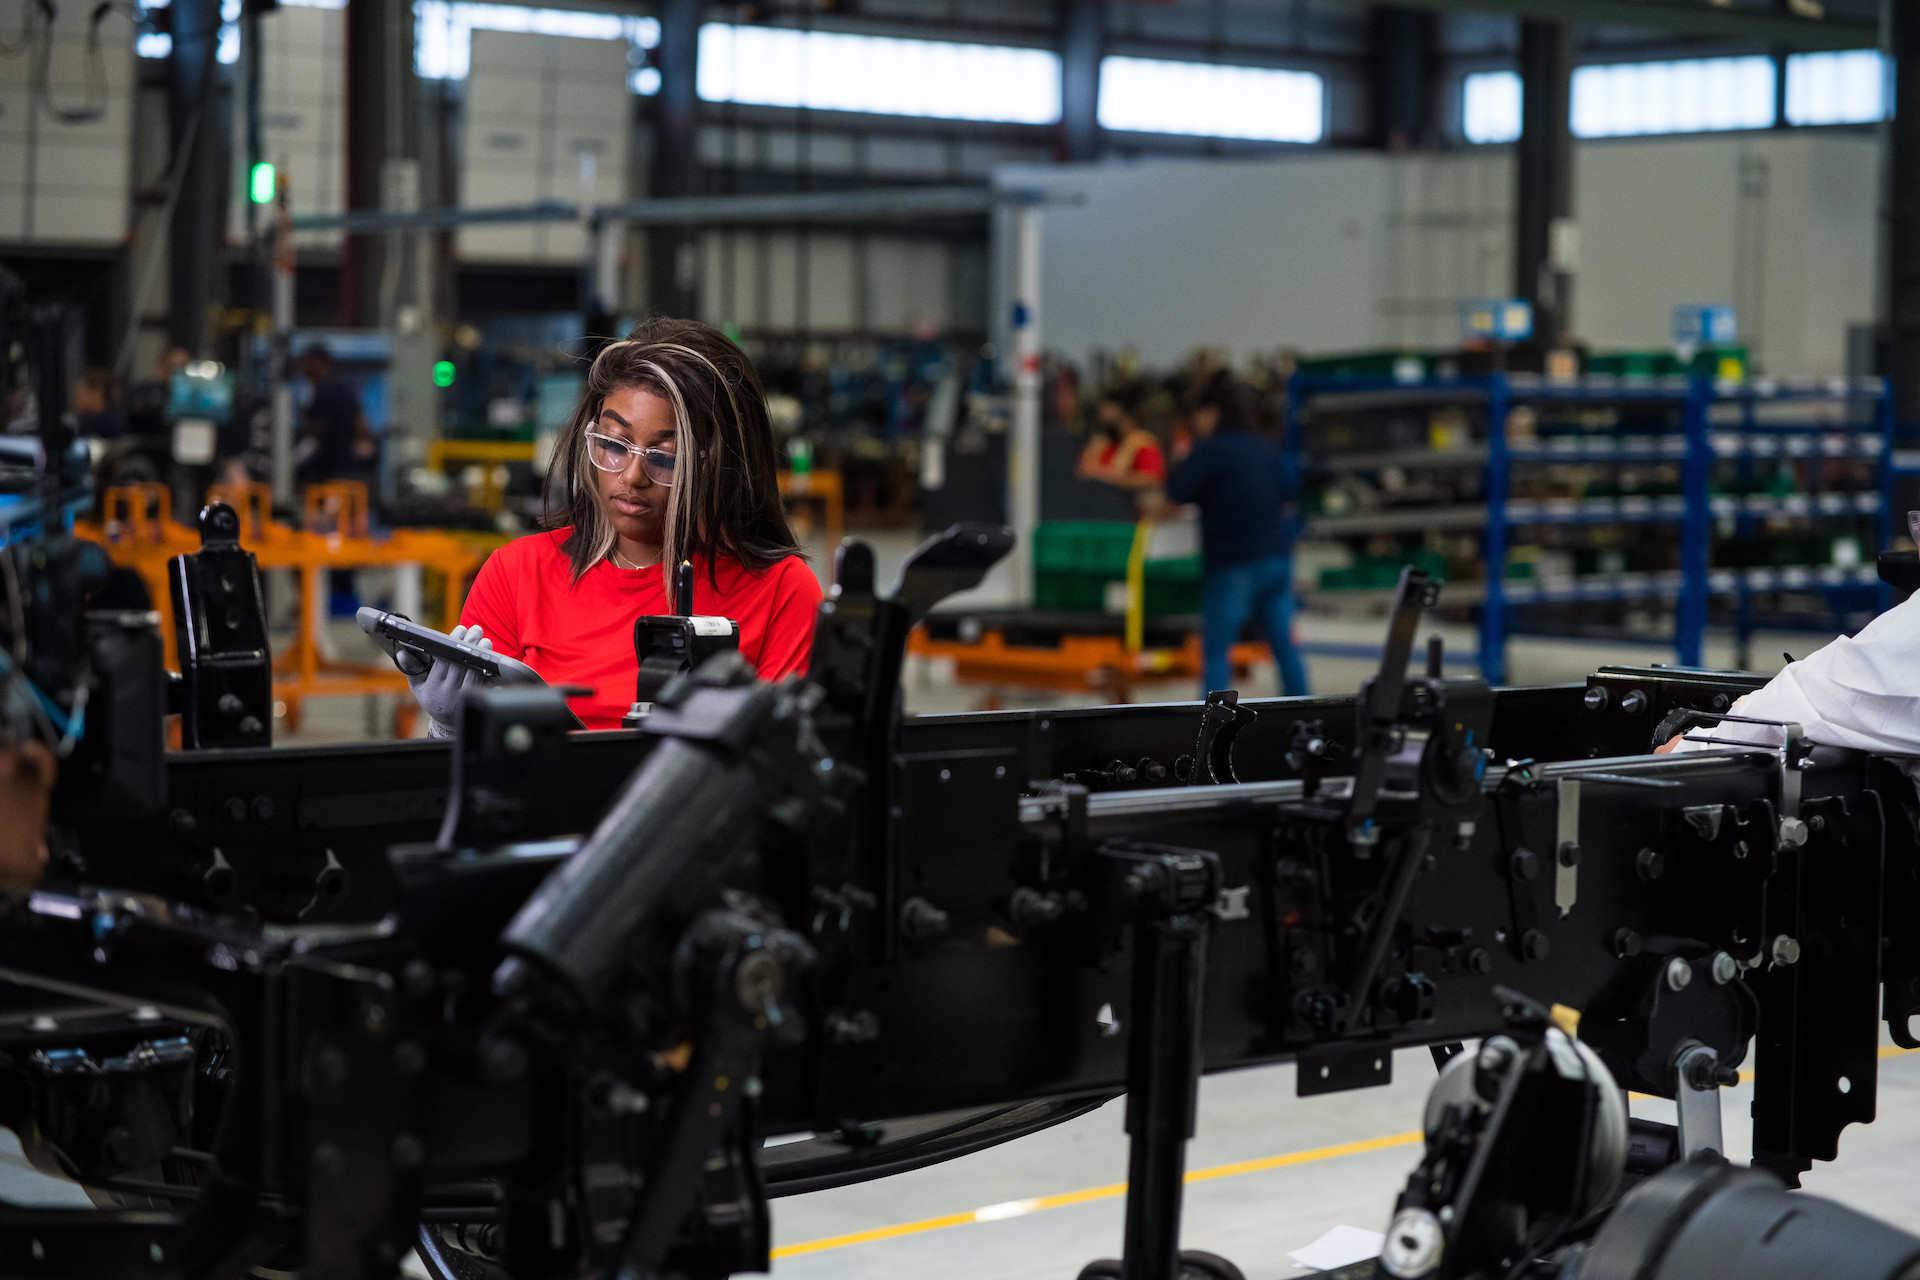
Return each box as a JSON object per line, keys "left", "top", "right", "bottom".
{"left": 1097, "top": 438, "right": 1167, "bottom": 479}
{"left": 459, "top": 529, "right": 824, "bottom": 730}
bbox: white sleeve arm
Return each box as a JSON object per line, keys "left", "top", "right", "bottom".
{"left": 1672, "top": 590, "right": 1920, "bottom": 758}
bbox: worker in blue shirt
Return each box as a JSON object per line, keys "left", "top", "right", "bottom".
{"left": 1164, "top": 372, "right": 1308, "bottom": 699}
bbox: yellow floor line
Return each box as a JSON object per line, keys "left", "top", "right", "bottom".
{"left": 770, "top": 1131, "right": 1421, "bottom": 1259}
{"left": 773, "top": 1046, "right": 1920, "bottom": 1260}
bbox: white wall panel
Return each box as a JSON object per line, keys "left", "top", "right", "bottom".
{"left": 1002, "top": 130, "right": 1877, "bottom": 378}
{"left": 229, "top": 4, "right": 345, "bottom": 249}
{"left": 696, "top": 228, "right": 950, "bottom": 335}
{"left": 459, "top": 29, "right": 628, "bottom": 264}
{"left": 866, "top": 237, "right": 947, "bottom": 332}
{"left": 0, "top": 10, "right": 137, "bottom": 244}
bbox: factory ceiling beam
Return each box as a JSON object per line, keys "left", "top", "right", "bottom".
{"left": 1376, "top": 0, "right": 1874, "bottom": 50}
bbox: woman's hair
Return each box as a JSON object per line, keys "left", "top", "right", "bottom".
{"left": 544, "top": 318, "right": 802, "bottom": 588}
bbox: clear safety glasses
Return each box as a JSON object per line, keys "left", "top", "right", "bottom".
{"left": 585, "top": 429, "right": 676, "bottom": 485}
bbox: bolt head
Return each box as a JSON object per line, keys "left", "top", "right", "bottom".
{"left": 1666, "top": 957, "right": 1693, "bottom": 992}
{"left": 1582, "top": 686, "right": 1610, "bottom": 713}
{"left": 1771, "top": 934, "right": 1802, "bottom": 966}
{"left": 1613, "top": 928, "right": 1643, "bottom": 958}
{"left": 503, "top": 723, "right": 535, "bottom": 754}
{"left": 1711, "top": 951, "right": 1739, "bottom": 984}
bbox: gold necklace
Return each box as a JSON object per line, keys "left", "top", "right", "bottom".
{"left": 611, "top": 547, "right": 660, "bottom": 572}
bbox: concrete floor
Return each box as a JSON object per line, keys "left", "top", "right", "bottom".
{"left": 8, "top": 1047, "right": 1915, "bottom": 1276}
{"left": 768, "top": 1041, "right": 1920, "bottom": 1280}
{"left": 116, "top": 527, "right": 1913, "bottom": 1279}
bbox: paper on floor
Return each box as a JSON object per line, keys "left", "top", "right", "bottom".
{"left": 1287, "top": 1224, "right": 1385, "bottom": 1272}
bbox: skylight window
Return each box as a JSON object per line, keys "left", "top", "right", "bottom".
{"left": 1784, "top": 49, "right": 1887, "bottom": 126}
{"left": 695, "top": 22, "right": 1060, "bottom": 124}
{"left": 1571, "top": 56, "right": 1775, "bottom": 138}
{"left": 1462, "top": 69, "right": 1521, "bottom": 144}
{"left": 1096, "top": 55, "right": 1323, "bottom": 143}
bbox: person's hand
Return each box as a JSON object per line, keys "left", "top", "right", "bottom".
{"left": 0, "top": 740, "right": 55, "bottom": 890}
{"left": 1654, "top": 734, "right": 1683, "bottom": 753}
{"left": 404, "top": 624, "right": 494, "bottom": 739}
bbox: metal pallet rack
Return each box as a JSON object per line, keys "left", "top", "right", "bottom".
{"left": 1286, "top": 373, "right": 1895, "bottom": 683}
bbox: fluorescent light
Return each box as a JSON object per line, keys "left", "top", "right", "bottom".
{"left": 1097, "top": 55, "right": 1323, "bottom": 142}
{"left": 1462, "top": 69, "right": 1521, "bottom": 144}
{"left": 1571, "top": 56, "right": 1774, "bottom": 138}
{"left": 1785, "top": 49, "right": 1886, "bottom": 126}
{"left": 696, "top": 22, "right": 1060, "bottom": 125}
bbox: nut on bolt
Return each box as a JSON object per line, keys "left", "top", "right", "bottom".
{"left": 1778, "top": 816, "right": 1810, "bottom": 849}
{"left": 1771, "top": 934, "right": 1802, "bottom": 966}
{"left": 1665, "top": 957, "right": 1693, "bottom": 992}
{"left": 1711, "top": 951, "right": 1739, "bottom": 985}
{"left": 900, "top": 896, "right": 952, "bottom": 939}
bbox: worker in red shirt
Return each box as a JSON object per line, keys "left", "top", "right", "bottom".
{"left": 1076, "top": 384, "right": 1166, "bottom": 511}
{"left": 404, "top": 318, "right": 823, "bottom": 734}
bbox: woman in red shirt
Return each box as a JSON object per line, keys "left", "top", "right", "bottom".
{"left": 405, "top": 318, "right": 823, "bottom": 733}
{"left": 1076, "top": 384, "right": 1166, "bottom": 503}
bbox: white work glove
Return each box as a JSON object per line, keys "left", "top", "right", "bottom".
{"left": 400, "top": 623, "right": 494, "bottom": 739}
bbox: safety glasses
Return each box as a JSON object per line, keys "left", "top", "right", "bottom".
{"left": 585, "top": 428, "right": 676, "bottom": 485}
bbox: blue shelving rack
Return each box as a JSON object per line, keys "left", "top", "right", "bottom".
{"left": 1286, "top": 372, "right": 1895, "bottom": 684}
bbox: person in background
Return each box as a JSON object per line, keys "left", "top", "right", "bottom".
{"left": 295, "top": 345, "right": 376, "bottom": 485}
{"left": 1077, "top": 384, "right": 1166, "bottom": 506}
{"left": 296, "top": 345, "right": 379, "bottom": 613}
{"left": 71, "top": 369, "right": 126, "bottom": 439}
{"left": 123, "top": 346, "right": 190, "bottom": 441}
{"left": 1165, "top": 371, "right": 1308, "bottom": 699}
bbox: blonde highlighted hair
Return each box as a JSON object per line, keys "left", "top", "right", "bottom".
{"left": 544, "top": 318, "right": 801, "bottom": 590}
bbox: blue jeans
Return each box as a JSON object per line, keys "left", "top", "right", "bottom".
{"left": 1201, "top": 553, "right": 1308, "bottom": 698}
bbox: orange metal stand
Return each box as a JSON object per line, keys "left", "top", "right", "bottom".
{"left": 82, "top": 481, "right": 494, "bottom": 738}
{"left": 907, "top": 623, "right": 1267, "bottom": 705}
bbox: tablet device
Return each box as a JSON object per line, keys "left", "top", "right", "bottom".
{"left": 357, "top": 607, "right": 548, "bottom": 686}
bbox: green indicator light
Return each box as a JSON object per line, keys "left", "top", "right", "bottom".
{"left": 248, "top": 161, "right": 276, "bottom": 205}
{"left": 432, "top": 360, "right": 456, "bottom": 389}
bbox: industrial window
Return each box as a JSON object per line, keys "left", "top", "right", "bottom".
{"left": 1461, "top": 69, "right": 1521, "bottom": 144}
{"left": 1097, "top": 56, "right": 1324, "bottom": 143}
{"left": 1464, "top": 56, "right": 1777, "bottom": 143}
{"left": 413, "top": 1, "right": 658, "bottom": 82}
{"left": 1784, "top": 49, "right": 1887, "bottom": 126}
{"left": 1572, "top": 56, "right": 1775, "bottom": 137}
{"left": 695, "top": 23, "right": 1061, "bottom": 125}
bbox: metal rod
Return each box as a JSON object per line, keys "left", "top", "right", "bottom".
{"left": 290, "top": 185, "right": 1076, "bottom": 235}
